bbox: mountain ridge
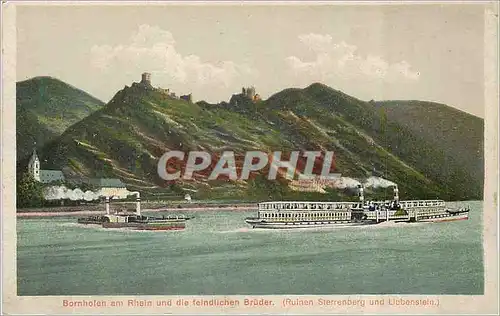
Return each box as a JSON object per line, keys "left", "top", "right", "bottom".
{"left": 16, "top": 76, "right": 105, "bottom": 161}
{"left": 19, "top": 78, "right": 483, "bottom": 201}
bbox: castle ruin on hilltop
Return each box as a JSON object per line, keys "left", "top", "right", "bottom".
{"left": 141, "top": 72, "right": 152, "bottom": 86}
{"left": 138, "top": 72, "right": 192, "bottom": 103}
{"left": 242, "top": 86, "right": 261, "bottom": 102}
{"left": 137, "top": 73, "right": 260, "bottom": 105}
{"left": 180, "top": 93, "right": 192, "bottom": 103}
{"left": 229, "top": 86, "right": 262, "bottom": 106}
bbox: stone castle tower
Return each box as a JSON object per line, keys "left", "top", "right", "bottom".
{"left": 28, "top": 147, "right": 40, "bottom": 182}
{"left": 180, "top": 93, "right": 192, "bottom": 103}
{"left": 242, "top": 86, "right": 256, "bottom": 100}
{"left": 141, "top": 72, "right": 152, "bottom": 86}
{"left": 241, "top": 86, "right": 261, "bottom": 102}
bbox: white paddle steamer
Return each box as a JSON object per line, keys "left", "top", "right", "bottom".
{"left": 245, "top": 185, "right": 469, "bottom": 229}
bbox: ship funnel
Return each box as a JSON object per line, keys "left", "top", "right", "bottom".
{"left": 134, "top": 192, "right": 141, "bottom": 216}
{"left": 393, "top": 185, "right": 399, "bottom": 202}
{"left": 358, "top": 185, "right": 364, "bottom": 203}
{"left": 127, "top": 191, "right": 141, "bottom": 216}
{"left": 105, "top": 196, "right": 110, "bottom": 215}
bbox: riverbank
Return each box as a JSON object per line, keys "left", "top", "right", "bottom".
{"left": 16, "top": 202, "right": 258, "bottom": 217}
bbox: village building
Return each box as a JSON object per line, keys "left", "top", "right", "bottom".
{"left": 28, "top": 149, "right": 65, "bottom": 183}
{"left": 88, "top": 178, "right": 128, "bottom": 199}
{"left": 28, "top": 148, "right": 128, "bottom": 198}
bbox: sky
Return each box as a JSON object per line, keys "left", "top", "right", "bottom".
{"left": 17, "top": 4, "right": 487, "bottom": 117}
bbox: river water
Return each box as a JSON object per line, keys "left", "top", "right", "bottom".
{"left": 17, "top": 201, "right": 483, "bottom": 295}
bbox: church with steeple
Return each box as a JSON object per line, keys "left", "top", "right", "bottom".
{"left": 28, "top": 147, "right": 65, "bottom": 183}
{"left": 26, "top": 147, "right": 126, "bottom": 194}
{"left": 27, "top": 148, "right": 41, "bottom": 181}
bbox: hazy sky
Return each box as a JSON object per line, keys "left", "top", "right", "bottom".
{"left": 17, "top": 4, "right": 486, "bottom": 117}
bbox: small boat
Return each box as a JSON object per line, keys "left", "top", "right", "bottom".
{"left": 77, "top": 194, "right": 190, "bottom": 231}
{"left": 101, "top": 212, "right": 188, "bottom": 230}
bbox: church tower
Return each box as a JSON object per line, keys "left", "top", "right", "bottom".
{"left": 28, "top": 147, "right": 40, "bottom": 182}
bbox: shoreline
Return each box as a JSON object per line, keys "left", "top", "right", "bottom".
{"left": 17, "top": 203, "right": 258, "bottom": 218}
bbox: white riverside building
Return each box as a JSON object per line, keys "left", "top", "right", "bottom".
{"left": 27, "top": 147, "right": 129, "bottom": 199}
{"left": 245, "top": 186, "right": 469, "bottom": 229}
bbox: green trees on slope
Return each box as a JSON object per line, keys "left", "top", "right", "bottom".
{"left": 16, "top": 172, "right": 44, "bottom": 208}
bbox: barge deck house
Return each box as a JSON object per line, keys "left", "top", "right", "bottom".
{"left": 245, "top": 201, "right": 366, "bottom": 229}
{"left": 361, "top": 186, "right": 469, "bottom": 223}
{"left": 245, "top": 184, "right": 371, "bottom": 229}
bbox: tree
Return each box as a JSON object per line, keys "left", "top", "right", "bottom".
{"left": 17, "top": 172, "right": 44, "bottom": 208}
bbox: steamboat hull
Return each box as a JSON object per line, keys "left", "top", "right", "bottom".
{"left": 77, "top": 217, "right": 108, "bottom": 225}
{"left": 77, "top": 219, "right": 104, "bottom": 225}
{"left": 135, "top": 225, "right": 185, "bottom": 231}
{"left": 415, "top": 212, "right": 469, "bottom": 223}
{"left": 102, "top": 221, "right": 186, "bottom": 230}
{"left": 245, "top": 218, "right": 369, "bottom": 229}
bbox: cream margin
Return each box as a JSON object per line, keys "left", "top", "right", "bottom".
{"left": 1, "top": 1, "right": 499, "bottom": 315}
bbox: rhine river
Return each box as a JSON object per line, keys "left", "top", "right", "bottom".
{"left": 17, "top": 201, "right": 483, "bottom": 295}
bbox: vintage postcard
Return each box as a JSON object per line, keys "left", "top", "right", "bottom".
{"left": 1, "top": 1, "right": 499, "bottom": 314}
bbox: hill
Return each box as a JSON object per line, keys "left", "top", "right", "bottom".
{"left": 31, "top": 81, "right": 483, "bottom": 201}
{"left": 372, "top": 100, "right": 483, "bottom": 200}
{"left": 16, "top": 76, "right": 105, "bottom": 161}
